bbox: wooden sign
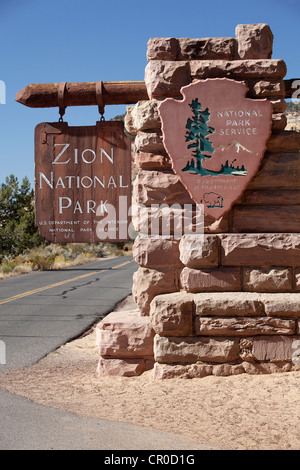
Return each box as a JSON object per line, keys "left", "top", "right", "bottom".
{"left": 158, "top": 78, "right": 272, "bottom": 219}
{"left": 35, "top": 121, "right": 132, "bottom": 243}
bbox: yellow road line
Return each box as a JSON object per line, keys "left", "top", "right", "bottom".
{"left": 0, "top": 259, "right": 133, "bottom": 305}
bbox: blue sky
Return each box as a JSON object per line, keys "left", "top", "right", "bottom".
{"left": 0, "top": 0, "right": 299, "bottom": 187}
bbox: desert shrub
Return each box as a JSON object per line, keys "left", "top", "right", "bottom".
{"left": 29, "top": 254, "right": 56, "bottom": 271}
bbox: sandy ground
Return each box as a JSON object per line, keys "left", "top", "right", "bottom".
{"left": 0, "top": 296, "right": 300, "bottom": 451}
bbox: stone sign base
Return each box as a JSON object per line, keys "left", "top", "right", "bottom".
{"left": 96, "top": 297, "right": 154, "bottom": 377}
{"left": 96, "top": 24, "right": 300, "bottom": 379}
{"left": 96, "top": 292, "right": 300, "bottom": 379}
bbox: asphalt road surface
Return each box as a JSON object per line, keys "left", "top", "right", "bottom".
{"left": 0, "top": 256, "right": 220, "bottom": 451}
{"left": 0, "top": 255, "right": 137, "bottom": 369}
{"left": 0, "top": 390, "right": 217, "bottom": 451}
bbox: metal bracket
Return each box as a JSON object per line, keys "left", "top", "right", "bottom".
{"left": 57, "top": 82, "right": 67, "bottom": 122}
{"left": 96, "top": 81, "right": 105, "bottom": 121}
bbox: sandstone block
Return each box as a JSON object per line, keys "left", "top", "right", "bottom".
{"left": 124, "top": 105, "right": 135, "bottom": 136}
{"left": 272, "top": 112, "right": 287, "bottom": 132}
{"left": 295, "top": 268, "right": 300, "bottom": 292}
{"left": 147, "top": 37, "right": 179, "bottom": 61}
{"left": 178, "top": 37, "right": 237, "bottom": 60}
{"left": 242, "top": 361, "right": 292, "bottom": 374}
{"left": 267, "top": 132, "right": 300, "bottom": 153}
{"left": 153, "top": 362, "right": 214, "bottom": 379}
{"left": 204, "top": 213, "right": 229, "bottom": 233}
{"left": 251, "top": 335, "right": 300, "bottom": 362}
{"left": 134, "top": 130, "right": 164, "bottom": 154}
{"left": 153, "top": 362, "right": 244, "bottom": 379}
{"left": 133, "top": 169, "right": 192, "bottom": 207}
{"left": 220, "top": 233, "right": 300, "bottom": 267}
{"left": 249, "top": 79, "right": 285, "bottom": 97}
{"left": 268, "top": 98, "right": 287, "bottom": 113}
{"left": 144, "top": 60, "right": 191, "bottom": 99}
{"left": 132, "top": 236, "right": 182, "bottom": 268}
{"left": 145, "top": 58, "right": 286, "bottom": 99}
{"left": 97, "top": 357, "right": 146, "bottom": 377}
{"left": 179, "top": 234, "right": 219, "bottom": 268}
{"left": 132, "top": 206, "right": 201, "bottom": 239}
{"left": 195, "top": 316, "right": 295, "bottom": 336}
{"left": 249, "top": 152, "right": 300, "bottom": 190}
{"left": 241, "top": 189, "right": 300, "bottom": 206}
{"left": 180, "top": 266, "right": 241, "bottom": 292}
{"left": 154, "top": 334, "right": 240, "bottom": 364}
{"left": 124, "top": 100, "right": 161, "bottom": 137}
{"left": 150, "top": 292, "right": 194, "bottom": 336}
{"left": 96, "top": 310, "right": 154, "bottom": 357}
{"left": 262, "top": 293, "right": 300, "bottom": 317}
{"left": 134, "top": 152, "right": 172, "bottom": 170}
{"left": 235, "top": 24, "right": 273, "bottom": 59}
{"left": 193, "top": 292, "right": 265, "bottom": 316}
{"left": 132, "top": 266, "right": 178, "bottom": 315}
{"left": 232, "top": 206, "right": 300, "bottom": 233}
{"left": 190, "top": 59, "right": 286, "bottom": 80}
{"left": 243, "top": 267, "right": 293, "bottom": 292}
{"left": 212, "top": 364, "right": 245, "bottom": 376}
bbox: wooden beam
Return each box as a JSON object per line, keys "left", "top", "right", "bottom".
{"left": 15, "top": 81, "right": 149, "bottom": 108}
{"left": 15, "top": 79, "right": 297, "bottom": 108}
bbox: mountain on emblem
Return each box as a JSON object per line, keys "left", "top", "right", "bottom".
{"left": 158, "top": 78, "right": 272, "bottom": 220}
{"left": 216, "top": 140, "right": 258, "bottom": 155}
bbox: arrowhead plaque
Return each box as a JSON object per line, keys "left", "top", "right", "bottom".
{"left": 158, "top": 78, "right": 272, "bottom": 219}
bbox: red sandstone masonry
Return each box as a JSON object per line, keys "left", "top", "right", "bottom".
{"left": 132, "top": 266, "right": 180, "bottom": 316}
{"left": 235, "top": 24, "right": 273, "bottom": 59}
{"left": 267, "top": 131, "right": 300, "bottom": 152}
{"left": 180, "top": 266, "right": 241, "bottom": 293}
{"left": 220, "top": 234, "right": 300, "bottom": 267}
{"left": 240, "top": 189, "right": 300, "bottom": 206}
{"left": 243, "top": 267, "right": 293, "bottom": 292}
{"left": 147, "top": 25, "right": 274, "bottom": 62}
{"left": 132, "top": 237, "right": 183, "bottom": 269}
{"left": 145, "top": 59, "right": 287, "bottom": 99}
{"left": 232, "top": 206, "right": 300, "bottom": 233}
{"left": 132, "top": 131, "right": 300, "bottom": 170}
{"left": 97, "top": 24, "right": 300, "bottom": 378}
{"left": 195, "top": 317, "right": 296, "bottom": 336}
{"left": 154, "top": 335, "right": 240, "bottom": 365}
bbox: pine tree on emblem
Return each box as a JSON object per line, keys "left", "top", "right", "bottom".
{"left": 182, "top": 98, "right": 215, "bottom": 174}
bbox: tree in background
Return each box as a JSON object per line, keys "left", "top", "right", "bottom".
{"left": 0, "top": 175, "right": 43, "bottom": 261}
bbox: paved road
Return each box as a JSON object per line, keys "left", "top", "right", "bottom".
{"left": 0, "top": 256, "right": 137, "bottom": 369}
{"left": 0, "top": 390, "right": 217, "bottom": 451}
{"left": 0, "top": 256, "right": 220, "bottom": 451}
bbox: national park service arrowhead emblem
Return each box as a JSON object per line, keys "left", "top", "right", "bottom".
{"left": 158, "top": 78, "right": 272, "bottom": 220}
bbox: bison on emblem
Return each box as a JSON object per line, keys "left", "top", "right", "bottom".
{"left": 203, "top": 192, "right": 224, "bottom": 208}
{"left": 203, "top": 193, "right": 224, "bottom": 208}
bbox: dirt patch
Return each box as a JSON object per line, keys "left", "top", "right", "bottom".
{"left": 1, "top": 297, "right": 300, "bottom": 451}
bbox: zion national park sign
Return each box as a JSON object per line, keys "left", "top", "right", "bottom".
{"left": 158, "top": 78, "right": 272, "bottom": 220}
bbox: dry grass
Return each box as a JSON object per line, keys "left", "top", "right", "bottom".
{"left": 0, "top": 242, "right": 131, "bottom": 279}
